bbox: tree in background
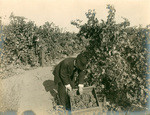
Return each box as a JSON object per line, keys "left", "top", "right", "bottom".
{"left": 72, "top": 5, "right": 149, "bottom": 111}
{"left": 1, "top": 13, "right": 87, "bottom": 69}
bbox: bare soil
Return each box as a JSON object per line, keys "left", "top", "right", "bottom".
{"left": 0, "top": 55, "right": 78, "bottom": 115}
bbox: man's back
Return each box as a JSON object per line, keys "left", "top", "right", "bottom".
{"left": 53, "top": 57, "right": 75, "bottom": 85}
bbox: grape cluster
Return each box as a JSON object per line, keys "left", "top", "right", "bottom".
{"left": 70, "top": 92, "right": 98, "bottom": 111}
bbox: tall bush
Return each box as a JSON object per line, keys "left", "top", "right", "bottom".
{"left": 72, "top": 5, "right": 149, "bottom": 110}
{"left": 2, "top": 13, "right": 87, "bottom": 67}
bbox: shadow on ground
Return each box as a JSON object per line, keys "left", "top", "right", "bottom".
{"left": 43, "top": 80, "right": 57, "bottom": 98}
{"left": 43, "top": 80, "right": 61, "bottom": 108}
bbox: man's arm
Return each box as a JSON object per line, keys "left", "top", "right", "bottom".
{"left": 78, "top": 70, "right": 86, "bottom": 84}
{"left": 78, "top": 70, "right": 86, "bottom": 95}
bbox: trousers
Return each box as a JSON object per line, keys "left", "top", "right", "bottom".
{"left": 57, "top": 81, "right": 75, "bottom": 110}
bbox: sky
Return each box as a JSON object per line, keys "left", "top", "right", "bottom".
{"left": 0, "top": 0, "right": 150, "bottom": 32}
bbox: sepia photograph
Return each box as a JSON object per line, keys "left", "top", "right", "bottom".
{"left": 0, "top": 0, "right": 150, "bottom": 115}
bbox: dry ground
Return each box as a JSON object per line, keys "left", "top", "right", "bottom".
{"left": 0, "top": 66, "right": 57, "bottom": 115}
{"left": 0, "top": 55, "right": 77, "bottom": 115}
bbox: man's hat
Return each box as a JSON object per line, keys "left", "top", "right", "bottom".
{"left": 76, "top": 53, "right": 88, "bottom": 70}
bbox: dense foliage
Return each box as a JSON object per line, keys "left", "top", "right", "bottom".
{"left": 72, "top": 5, "right": 149, "bottom": 111}
{"left": 1, "top": 13, "right": 87, "bottom": 68}
{"left": 70, "top": 91, "right": 97, "bottom": 111}
{"left": 1, "top": 5, "right": 149, "bottom": 111}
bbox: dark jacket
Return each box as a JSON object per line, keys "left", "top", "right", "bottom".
{"left": 53, "top": 58, "right": 85, "bottom": 86}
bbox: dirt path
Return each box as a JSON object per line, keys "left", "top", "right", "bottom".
{"left": 1, "top": 66, "right": 56, "bottom": 115}
{"left": 0, "top": 54, "right": 78, "bottom": 115}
